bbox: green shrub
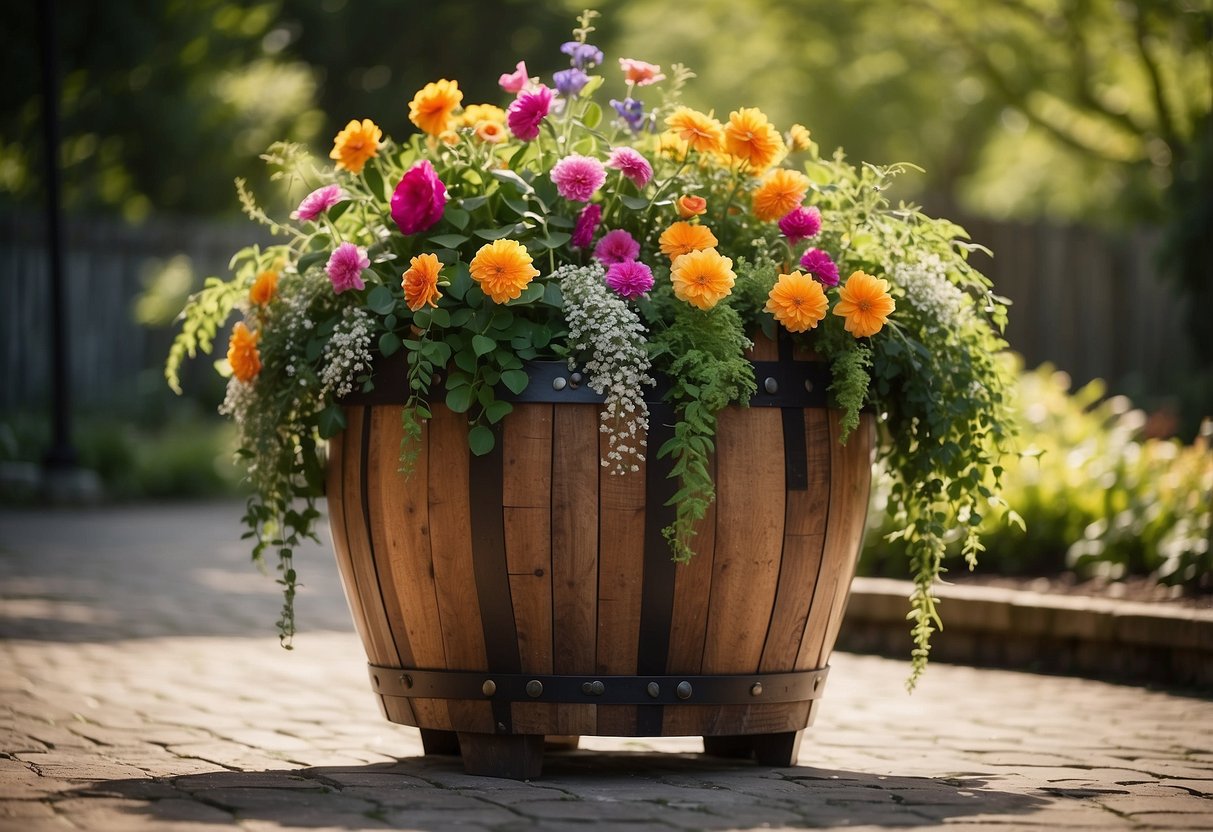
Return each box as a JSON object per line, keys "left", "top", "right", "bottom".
{"left": 861, "top": 361, "right": 1213, "bottom": 591}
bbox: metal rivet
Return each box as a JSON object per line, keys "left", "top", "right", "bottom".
{"left": 373, "top": 674, "right": 380, "bottom": 687}
{"left": 813, "top": 676, "right": 821, "bottom": 692}
{"left": 581, "top": 681, "right": 593, "bottom": 695}
{"left": 804, "top": 379, "right": 814, "bottom": 393}
{"left": 482, "top": 679, "right": 497, "bottom": 697}
{"left": 646, "top": 682, "right": 660, "bottom": 699}
{"left": 497, "top": 722, "right": 507, "bottom": 732}
{"left": 764, "top": 377, "right": 779, "bottom": 395}
{"left": 401, "top": 674, "right": 414, "bottom": 689}
{"left": 591, "top": 680, "right": 605, "bottom": 695}
{"left": 552, "top": 376, "right": 567, "bottom": 391}
{"left": 676, "top": 681, "right": 693, "bottom": 700}
{"left": 569, "top": 372, "right": 584, "bottom": 387}
{"left": 750, "top": 682, "right": 763, "bottom": 697}
{"left": 526, "top": 680, "right": 544, "bottom": 698}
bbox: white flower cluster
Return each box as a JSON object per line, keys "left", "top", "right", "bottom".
{"left": 557, "top": 263, "right": 654, "bottom": 475}
{"left": 894, "top": 253, "right": 970, "bottom": 335}
{"left": 319, "top": 306, "right": 373, "bottom": 400}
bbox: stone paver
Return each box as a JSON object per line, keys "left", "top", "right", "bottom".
{"left": 2, "top": 502, "right": 1212, "bottom": 831}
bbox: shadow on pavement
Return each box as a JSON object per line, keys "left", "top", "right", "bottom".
{"left": 72, "top": 753, "right": 1050, "bottom": 829}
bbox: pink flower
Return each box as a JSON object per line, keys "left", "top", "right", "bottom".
{"left": 291, "top": 184, "right": 345, "bottom": 222}
{"left": 572, "top": 203, "right": 602, "bottom": 249}
{"left": 507, "top": 85, "right": 553, "bottom": 141}
{"left": 498, "top": 61, "right": 530, "bottom": 93}
{"left": 391, "top": 160, "right": 447, "bottom": 236}
{"left": 594, "top": 229, "right": 640, "bottom": 265}
{"left": 779, "top": 206, "right": 822, "bottom": 243}
{"left": 799, "top": 247, "right": 840, "bottom": 287}
{"left": 606, "top": 147, "right": 653, "bottom": 188}
{"left": 326, "top": 242, "right": 369, "bottom": 294}
{"left": 605, "top": 260, "right": 654, "bottom": 300}
{"left": 619, "top": 58, "right": 664, "bottom": 86}
{"left": 550, "top": 154, "right": 607, "bottom": 202}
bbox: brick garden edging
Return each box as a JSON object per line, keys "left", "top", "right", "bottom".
{"left": 838, "top": 577, "right": 1213, "bottom": 690}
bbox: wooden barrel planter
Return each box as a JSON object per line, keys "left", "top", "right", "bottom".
{"left": 326, "top": 338, "right": 874, "bottom": 779}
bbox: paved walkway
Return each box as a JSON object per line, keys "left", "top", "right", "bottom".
{"left": 2, "top": 502, "right": 1211, "bottom": 831}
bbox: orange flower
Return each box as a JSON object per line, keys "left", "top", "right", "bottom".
{"left": 409, "top": 79, "right": 464, "bottom": 137}
{"left": 675, "top": 195, "right": 707, "bottom": 219}
{"left": 249, "top": 270, "right": 278, "bottom": 306}
{"left": 469, "top": 239, "right": 539, "bottom": 304}
{"left": 329, "top": 119, "right": 382, "bottom": 174}
{"left": 724, "top": 108, "right": 783, "bottom": 171}
{"left": 765, "top": 271, "right": 828, "bottom": 333}
{"left": 787, "top": 123, "right": 813, "bottom": 152}
{"left": 401, "top": 253, "right": 443, "bottom": 311}
{"left": 833, "top": 270, "right": 896, "bottom": 337}
{"left": 665, "top": 107, "right": 725, "bottom": 154}
{"left": 474, "top": 120, "right": 506, "bottom": 143}
{"left": 752, "top": 168, "right": 810, "bottom": 222}
{"left": 460, "top": 103, "right": 506, "bottom": 129}
{"left": 227, "top": 322, "right": 261, "bottom": 383}
{"left": 658, "top": 221, "right": 718, "bottom": 261}
{"left": 671, "top": 249, "right": 736, "bottom": 310}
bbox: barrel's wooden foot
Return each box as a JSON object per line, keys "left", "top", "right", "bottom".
{"left": 702, "top": 730, "right": 803, "bottom": 766}
{"left": 419, "top": 728, "right": 460, "bottom": 756}
{"left": 544, "top": 735, "right": 580, "bottom": 752}
{"left": 456, "top": 732, "right": 544, "bottom": 779}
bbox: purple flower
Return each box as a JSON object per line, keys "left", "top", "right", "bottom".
{"left": 390, "top": 160, "right": 447, "bottom": 236}
{"left": 606, "top": 147, "right": 653, "bottom": 188}
{"left": 799, "top": 247, "right": 840, "bottom": 287}
{"left": 326, "top": 242, "right": 369, "bottom": 294}
{"left": 508, "top": 85, "right": 553, "bottom": 142}
{"left": 610, "top": 97, "right": 646, "bottom": 132}
{"left": 553, "top": 67, "right": 590, "bottom": 97}
{"left": 561, "top": 41, "right": 604, "bottom": 69}
{"left": 572, "top": 203, "right": 602, "bottom": 249}
{"left": 605, "top": 260, "right": 654, "bottom": 300}
{"left": 594, "top": 229, "right": 640, "bottom": 265}
{"left": 779, "top": 206, "right": 822, "bottom": 243}
{"left": 551, "top": 154, "right": 607, "bottom": 202}
{"left": 291, "top": 184, "right": 345, "bottom": 222}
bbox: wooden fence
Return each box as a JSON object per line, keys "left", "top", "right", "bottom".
{"left": 0, "top": 213, "right": 1194, "bottom": 413}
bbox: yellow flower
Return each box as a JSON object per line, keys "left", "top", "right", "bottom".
{"left": 409, "top": 79, "right": 464, "bottom": 137}
{"left": 329, "top": 118, "right": 381, "bottom": 174}
{"left": 658, "top": 221, "right": 718, "bottom": 261}
{"left": 671, "top": 248, "right": 736, "bottom": 310}
{"left": 724, "top": 108, "right": 783, "bottom": 172}
{"left": 469, "top": 239, "right": 539, "bottom": 304}
{"left": 675, "top": 195, "right": 707, "bottom": 219}
{"left": 227, "top": 322, "right": 261, "bottom": 383}
{"left": 833, "top": 270, "right": 896, "bottom": 337}
{"left": 787, "top": 124, "right": 813, "bottom": 152}
{"left": 752, "top": 168, "right": 810, "bottom": 222}
{"left": 249, "top": 270, "right": 278, "bottom": 306}
{"left": 765, "top": 271, "right": 828, "bottom": 333}
{"left": 401, "top": 253, "right": 443, "bottom": 312}
{"left": 473, "top": 120, "right": 507, "bottom": 143}
{"left": 460, "top": 103, "right": 506, "bottom": 128}
{"left": 665, "top": 107, "right": 725, "bottom": 154}
{"left": 657, "top": 130, "right": 690, "bottom": 162}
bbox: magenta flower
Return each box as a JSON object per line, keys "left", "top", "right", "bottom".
{"left": 779, "top": 206, "right": 822, "bottom": 243}
{"left": 593, "top": 229, "right": 640, "bottom": 265}
{"left": 326, "top": 242, "right": 369, "bottom": 294}
{"left": 291, "top": 184, "right": 345, "bottom": 222}
{"left": 606, "top": 147, "right": 653, "bottom": 188}
{"left": 551, "top": 154, "right": 607, "bottom": 202}
{"left": 499, "top": 61, "right": 529, "bottom": 93}
{"left": 572, "top": 203, "right": 602, "bottom": 249}
{"left": 799, "top": 247, "right": 840, "bottom": 287}
{"left": 508, "top": 85, "right": 553, "bottom": 141}
{"left": 605, "top": 260, "right": 654, "bottom": 300}
{"left": 391, "top": 160, "right": 447, "bottom": 236}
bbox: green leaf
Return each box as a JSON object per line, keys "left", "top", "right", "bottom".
{"left": 490, "top": 168, "right": 534, "bottom": 194}
{"left": 621, "top": 195, "right": 650, "bottom": 210}
{"left": 449, "top": 307, "right": 474, "bottom": 327}
{"left": 444, "top": 208, "right": 470, "bottom": 230}
{"left": 468, "top": 425, "right": 496, "bottom": 456}
{"left": 542, "top": 282, "right": 564, "bottom": 308}
{"left": 316, "top": 404, "right": 346, "bottom": 439}
{"left": 484, "top": 399, "right": 513, "bottom": 424}
{"left": 378, "top": 332, "right": 401, "bottom": 356}
{"left": 430, "top": 307, "right": 451, "bottom": 328}
{"left": 461, "top": 195, "right": 488, "bottom": 211}
{"left": 472, "top": 334, "right": 496, "bottom": 356}
{"left": 447, "top": 262, "right": 472, "bottom": 300}
{"left": 429, "top": 233, "right": 469, "bottom": 248}
{"left": 582, "top": 101, "right": 602, "bottom": 129}
{"left": 297, "top": 251, "right": 328, "bottom": 273}
{"left": 474, "top": 225, "right": 521, "bottom": 241}
{"left": 367, "top": 285, "right": 396, "bottom": 315}
{"left": 445, "top": 385, "right": 474, "bottom": 413}
{"left": 501, "top": 369, "right": 529, "bottom": 395}
{"left": 454, "top": 348, "right": 477, "bottom": 373}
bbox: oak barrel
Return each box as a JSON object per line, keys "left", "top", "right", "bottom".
{"left": 327, "top": 340, "right": 874, "bottom": 778}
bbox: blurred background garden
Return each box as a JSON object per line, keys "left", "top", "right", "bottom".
{"left": 2, "top": 0, "right": 1210, "bottom": 596}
